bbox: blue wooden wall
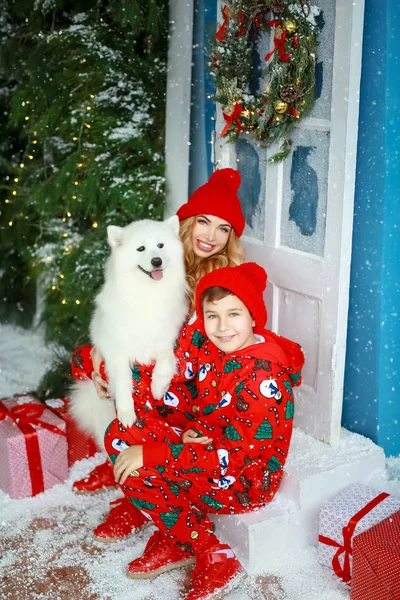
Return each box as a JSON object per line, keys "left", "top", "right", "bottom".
{"left": 342, "top": 0, "right": 400, "bottom": 456}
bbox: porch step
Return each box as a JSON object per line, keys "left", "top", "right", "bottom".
{"left": 212, "top": 427, "right": 386, "bottom": 573}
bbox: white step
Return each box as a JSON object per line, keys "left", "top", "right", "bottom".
{"left": 212, "top": 427, "right": 386, "bottom": 574}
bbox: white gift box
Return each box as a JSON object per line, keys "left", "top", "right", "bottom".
{"left": 318, "top": 483, "right": 400, "bottom": 582}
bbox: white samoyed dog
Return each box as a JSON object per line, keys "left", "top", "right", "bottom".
{"left": 69, "top": 216, "right": 188, "bottom": 448}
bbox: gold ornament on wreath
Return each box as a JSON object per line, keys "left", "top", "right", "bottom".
{"left": 274, "top": 100, "right": 288, "bottom": 114}
{"left": 283, "top": 19, "right": 297, "bottom": 34}
{"left": 209, "top": 0, "right": 320, "bottom": 162}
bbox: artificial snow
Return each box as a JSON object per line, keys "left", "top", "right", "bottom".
{"left": 287, "top": 427, "right": 384, "bottom": 477}
{"left": 1, "top": 325, "right": 399, "bottom": 599}
{"left": 0, "top": 453, "right": 355, "bottom": 600}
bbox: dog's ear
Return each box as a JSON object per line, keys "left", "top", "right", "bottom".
{"left": 107, "top": 225, "right": 124, "bottom": 248}
{"left": 164, "top": 215, "right": 180, "bottom": 237}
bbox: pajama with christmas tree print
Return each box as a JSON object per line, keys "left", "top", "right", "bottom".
{"left": 103, "top": 323, "right": 304, "bottom": 554}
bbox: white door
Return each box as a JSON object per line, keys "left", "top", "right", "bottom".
{"left": 215, "top": 0, "right": 365, "bottom": 444}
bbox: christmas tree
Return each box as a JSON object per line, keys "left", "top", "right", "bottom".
{"left": 181, "top": 467, "right": 204, "bottom": 474}
{"left": 234, "top": 379, "right": 245, "bottom": 395}
{"left": 199, "top": 494, "right": 225, "bottom": 511}
{"left": 129, "top": 497, "right": 157, "bottom": 511}
{"left": 285, "top": 398, "right": 295, "bottom": 419}
{"left": 191, "top": 330, "right": 205, "bottom": 349}
{"left": 167, "top": 441, "right": 184, "bottom": 460}
{"left": 254, "top": 417, "right": 273, "bottom": 440}
{"left": 131, "top": 365, "right": 141, "bottom": 383}
{"left": 202, "top": 402, "right": 218, "bottom": 415}
{"left": 160, "top": 510, "right": 180, "bottom": 530}
{"left": 224, "top": 424, "right": 242, "bottom": 441}
{"left": 184, "top": 380, "right": 199, "bottom": 399}
{"left": 0, "top": 0, "right": 168, "bottom": 396}
{"left": 224, "top": 359, "right": 242, "bottom": 373}
{"left": 267, "top": 455, "right": 282, "bottom": 473}
{"left": 283, "top": 379, "right": 293, "bottom": 397}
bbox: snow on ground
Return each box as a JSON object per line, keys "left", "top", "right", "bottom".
{"left": 0, "top": 325, "right": 399, "bottom": 599}
{"left": 0, "top": 454, "right": 353, "bottom": 600}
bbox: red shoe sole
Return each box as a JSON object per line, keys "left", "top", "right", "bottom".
{"left": 127, "top": 557, "right": 196, "bottom": 579}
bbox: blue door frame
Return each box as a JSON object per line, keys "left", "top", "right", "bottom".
{"left": 189, "top": 0, "right": 216, "bottom": 194}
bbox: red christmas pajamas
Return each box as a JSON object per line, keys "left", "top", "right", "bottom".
{"left": 104, "top": 417, "right": 220, "bottom": 553}
{"left": 100, "top": 322, "right": 304, "bottom": 555}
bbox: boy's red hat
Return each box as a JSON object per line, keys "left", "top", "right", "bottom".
{"left": 176, "top": 168, "right": 245, "bottom": 237}
{"left": 196, "top": 262, "right": 268, "bottom": 332}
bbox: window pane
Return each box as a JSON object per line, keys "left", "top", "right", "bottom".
{"left": 236, "top": 138, "right": 266, "bottom": 241}
{"left": 280, "top": 128, "right": 329, "bottom": 256}
{"left": 309, "top": 0, "right": 336, "bottom": 120}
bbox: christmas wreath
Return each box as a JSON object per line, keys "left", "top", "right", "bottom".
{"left": 208, "top": 1, "right": 320, "bottom": 161}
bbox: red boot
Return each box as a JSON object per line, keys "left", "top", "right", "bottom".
{"left": 73, "top": 460, "right": 116, "bottom": 493}
{"left": 127, "top": 530, "right": 195, "bottom": 579}
{"left": 184, "top": 542, "right": 244, "bottom": 600}
{"left": 94, "top": 497, "right": 148, "bottom": 542}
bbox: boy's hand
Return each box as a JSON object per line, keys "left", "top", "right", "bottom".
{"left": 182, "top": 429, "right": 213, "bottom": 445}
{"left": 114, "top": 445, "right": 143, "bottom": 484}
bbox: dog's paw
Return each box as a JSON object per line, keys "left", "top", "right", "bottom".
{"left": 151, "top": 376, "right": 171, "bottom": 401}
{"left": 117, "top": 406, "right": 137, "bottom": 428}
{"left": 152, "top": 354, "right": 175, "bottom": 399}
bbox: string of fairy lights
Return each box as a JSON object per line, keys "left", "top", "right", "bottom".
{"left": 6, "top": 72, "right": 100, "bottom": 308}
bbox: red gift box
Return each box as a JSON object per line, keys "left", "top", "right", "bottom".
{"left": 318, "top": 484, "right": 400, "bottom": 584}
{"left": 0, "top": 396, "right": 68, "bottom": 498}
{"left": 45, "top": 398, "right": 98, "bottom": 467}
{"left": 351, "top": 510, "right": 400, "bottom": 600}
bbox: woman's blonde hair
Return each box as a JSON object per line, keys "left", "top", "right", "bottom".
{"left": 180, "top": 216, "right": 246, "bottom": 307}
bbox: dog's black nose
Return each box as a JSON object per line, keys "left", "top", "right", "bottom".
{"left": 151, "top": 257, "right": 162, "bottom": 268}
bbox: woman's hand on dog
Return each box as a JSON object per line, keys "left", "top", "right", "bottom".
{"left": 91, "top": 371, "right": 111, "bottom": 399}
{"left": 182, "top": 428, "right": 213, "bottom": 445}
{"left": 90, "top": 345, "right": 111, "bottom": 399}
{"left": 114, "top": 446, "right": 143, "bottom": 484}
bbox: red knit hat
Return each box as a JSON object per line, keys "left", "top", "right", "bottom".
{"left": 196, "top": 262, "right": 268, "bottom": 332}
{"left": 176, "top": 168, "right": 245, "bottom": 237}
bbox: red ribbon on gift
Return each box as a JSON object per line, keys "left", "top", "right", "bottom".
{"left": 216, "top": 5, "right": 229, "bottom": 42}
{"left": 318, "top": 491, "right": 390, "bottom": 584}
{"left": 0, "top": 401, "right": 66, "bottom": 497}
{"left": 221, "top": 103, "right": 244, "bottom": 137}
{"left": 265, "top": 21, "right": 291, "bottom": 63}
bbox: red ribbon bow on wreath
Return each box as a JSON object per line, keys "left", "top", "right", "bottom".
{"left": 216, "top": 5, "right": 230, "bottom": 42}
{"left": 0, "top": 401, "right": 66, "bottom": 496}
{"left": 265, "top": 20, "right": 291, "bottom": 63}
{"left": 221, "top": 103, "right": 244, "bottom": 137}
{"left": 318, "top": 491, "right": 390, "bottom": 584}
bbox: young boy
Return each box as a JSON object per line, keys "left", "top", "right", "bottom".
{"left": 102, "top": 263, "right": 304, "bottom": 600}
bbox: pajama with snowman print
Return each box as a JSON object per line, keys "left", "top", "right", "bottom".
{"left": 100, "top": 321, "right": 304, "bottom": 554}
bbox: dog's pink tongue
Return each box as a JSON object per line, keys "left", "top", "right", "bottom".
{"left": 151, "top": 270, "right": 163, "bottom": 280}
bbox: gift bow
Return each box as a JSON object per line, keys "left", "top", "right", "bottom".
{"left": 318, "top": 491, "right": 390, "bottom": 584}
{"left": 0, "top": 401, "right": 66, "bottom": 496}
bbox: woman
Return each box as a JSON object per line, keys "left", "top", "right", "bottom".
{"left": 71, "top": 167, "right": 246, "bottom": 540}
